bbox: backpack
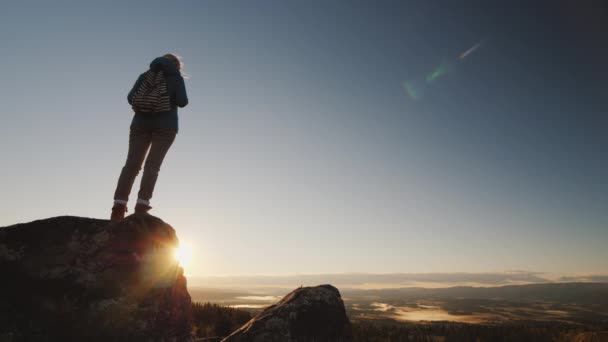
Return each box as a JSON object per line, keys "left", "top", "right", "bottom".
{"left": 131, "top": 70, "right": 172, "bottom": 113}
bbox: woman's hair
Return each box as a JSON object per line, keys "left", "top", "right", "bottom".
{"left": 163, "top": 53, "right": 189, "bottom": 79}
{"left": 163, "top": 53, "right": 183, "bottom": 71}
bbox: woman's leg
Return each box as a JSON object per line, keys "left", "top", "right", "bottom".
{"left": 114, "top": 128, "right": 153, "bottom": 202}
{"left": 137, "top": 128, "right": 177, "bottom": 204}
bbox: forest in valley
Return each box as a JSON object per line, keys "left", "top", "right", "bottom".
{"left": 191, "top": 301, "right": 608, "bottom": 341}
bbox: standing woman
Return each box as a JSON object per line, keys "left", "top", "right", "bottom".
{"left": 111, "top": 54, "right": 188, "bottom": 221}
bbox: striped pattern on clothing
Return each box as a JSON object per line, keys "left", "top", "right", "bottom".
{"left": 131, "top": 70, "right": 172, "bottom": 113}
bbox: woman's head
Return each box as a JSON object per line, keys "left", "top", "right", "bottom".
{"left": 163, "top": 53, "right": 183, "bottom": 71}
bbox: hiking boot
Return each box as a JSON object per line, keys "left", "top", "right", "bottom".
{"left": 134, "top": 203, "right": 152, "bottom": 214}
{"left": 111, "top": 203, "right": 128, "bottom": 222}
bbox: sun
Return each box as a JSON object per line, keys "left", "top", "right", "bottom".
{"left": 174, "top": 243, "right": 192, "bottom": 268}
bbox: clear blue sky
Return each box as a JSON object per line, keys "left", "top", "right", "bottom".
{"left": 1, "top": 1, "right": 606, "bottom": 277}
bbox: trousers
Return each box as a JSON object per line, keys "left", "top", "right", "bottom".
{"left": 114, "top": 127, "right": 177, "bottom": 202}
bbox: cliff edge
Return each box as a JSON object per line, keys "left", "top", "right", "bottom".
{"left": 0, "top": 214, "right": 192, "bottom": 341}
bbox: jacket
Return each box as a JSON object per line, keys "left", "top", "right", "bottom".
{"left": 128, "top": 56, "right": 188, "bottom": 130}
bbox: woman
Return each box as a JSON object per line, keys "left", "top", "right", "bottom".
{"left": 111, "top": 54, "right": 188, "bottom": 221}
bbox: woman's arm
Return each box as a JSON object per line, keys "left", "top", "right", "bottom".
{"left": 174, "top": 75, "right": 189, "bottom": 108}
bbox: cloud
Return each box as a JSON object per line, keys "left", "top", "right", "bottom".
{"left": 557, "top": 275, "right": 608, "bottom": 282}
{"left": 188, "top": 271, "right": 553, "bottom": 290}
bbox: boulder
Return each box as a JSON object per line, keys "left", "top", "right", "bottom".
{"left": 223, "top": 284, "right": 352, "bottom": 342}
{"left": 573, "top": 332, "right": 608, "bottom": 342}
{"left": 0, "top": 214, "right": 192, "bottom": 341}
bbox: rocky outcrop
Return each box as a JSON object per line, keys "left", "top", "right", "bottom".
{"left": 223, "top": 284, "right": 352, "bottom": 342}
{"left": 573, "top": 332, "right": 608, "bottom": 342}
{"left": 0, "top": 215, "right": 192, "bottom": 341}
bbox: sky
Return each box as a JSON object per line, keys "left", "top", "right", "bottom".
{"left": 0, "top": 1, "right": 606, "bottom": 278}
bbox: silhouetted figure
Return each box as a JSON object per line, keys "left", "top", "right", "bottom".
{"left": 111, "top": 54, "right": 188, "bottom": 221}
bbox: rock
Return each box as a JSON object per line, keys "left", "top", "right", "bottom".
{"left": 573, "top": 332, "right": 608, "bottom": 342}
{"left": 223, "top": 284, "right": 352, "bottom": 342}
{"left": 0, "top": 214, "right": 192, "bottom": 341}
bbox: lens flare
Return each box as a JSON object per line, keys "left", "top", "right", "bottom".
{"left": 459, "top": 40, "right": 485, "bottom": 60}
{"left": 403, "top": 81, "right": 420, "bottom": 100}
{"left": 403, "top": 38, "right": 487, "bottom": 101}
{"left": 426, "top": 61, "right": 450, "bottom": 83}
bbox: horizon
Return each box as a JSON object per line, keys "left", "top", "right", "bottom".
{"left": 184, "top": 270, "right": 608, "bottom": 291}
{"left": 1, "top": 1, "right": 607, "bottom": 278}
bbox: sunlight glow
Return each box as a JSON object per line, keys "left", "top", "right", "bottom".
{"left": 174, "top": 243, "right": 193, "bottom": 269}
